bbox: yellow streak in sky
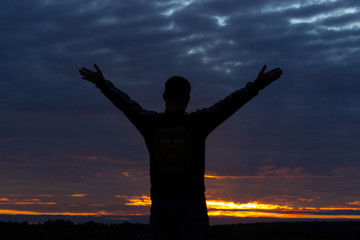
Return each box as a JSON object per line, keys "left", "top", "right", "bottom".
{"left": 319, "top": 207, "right": 360, "bottom": 211}
{"left": 206, "top": 200, "right": 293, "bottom": 210}
{"left": 68, "top": 194, "right": 87, "bottom": 197}
{"left": 2, "top": 194, "right": 360, "bottom": 220}
{"left": 121, "top": 195, "right": 360, "bottom": 220}
{"left": 205, "top": 174, "right": 264, "bottom": 180}
{"left": 0, "top": 202, "right": 57, "bottom": 205}
{"left": 0, "top": 198, "right": 57, "bottom": 205}
{"left": 124, "top": 195, "right": 152, "bottom": 206}
{"left": 0, "top": 209, "right": 111, "bottom": 216}
{"left": 208, "top": 210, "right": 360, "bottom": 220}
{"left": 122, "top": 196, "right": 360, "bottom": 211}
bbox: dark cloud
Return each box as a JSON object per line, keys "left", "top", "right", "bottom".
{"left": 1, "top": 0, "right": 360, "bottom": 222}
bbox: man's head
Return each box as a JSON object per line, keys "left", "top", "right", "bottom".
{"left": 163, "top": 76, "right": 191, "bottom": 111}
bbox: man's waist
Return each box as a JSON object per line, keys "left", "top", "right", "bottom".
{"left": 150, "top": 186, "right": 205, "bottom": 201}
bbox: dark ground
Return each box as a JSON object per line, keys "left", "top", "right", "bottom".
{"left": 0, "top": 220, "right": 359, "bottom": 240}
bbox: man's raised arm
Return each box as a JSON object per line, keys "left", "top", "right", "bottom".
{"left": 79, "top": 64, "right": 106, "bottom": 85}
{"left": 194, "top": 65, "right": 283, "bottom": 134}
{"left": 79, "top": 64, "right": 151, "bottom": 130}
{"left": 253, "top": 65, "right": 282, "bottom": 90}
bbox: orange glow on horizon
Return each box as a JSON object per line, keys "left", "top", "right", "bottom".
{"left": 319, "top": 207, "right": 360, "bottom": 211}
{"left": 205, "top": 174, "right": 264, "bottom": 180}
{"left": 206, "top": 200, "right": 293, "bottom": 210}
{"left": 207, "top": 210, "right": 360, "bottom": 219}
{"left": 124, "top": 195, "right": 152, "bottom": 206}
{"left": 119, "top": 196, "right": 295, "bottom": 211}
{"left": 118, "top": 195, "right": 360, "bottom": 220}
{"left": 0, "top": 202, "right": 57, "bottom": 205}
{"left": 2, "top": 194, "right": 360, "bottom": 221}
{"left": 68, "top": 194, "right": 87, "bottom": 197}
{"left": 0, "top": 209, "right": 111, "bottom": 216}
{"left": 0, "top": 198, "right": 56, "bottom": 205}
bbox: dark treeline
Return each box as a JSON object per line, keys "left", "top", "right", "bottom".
{"left": 211, "top": 221, "right": 360, "bottom": 240}
{"left": 0, "top": 220, "right": 149, "bottom": 240}
{"left": 0, "top": 220, "right": 360, "bottom": 240}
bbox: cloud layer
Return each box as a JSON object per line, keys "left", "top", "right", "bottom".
{"left": 1, "top": 0, "right": 360, "bottom": 223}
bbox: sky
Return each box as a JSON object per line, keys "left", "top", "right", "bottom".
{"left": 1, "top": 0, "right": 360, "bottom": 225}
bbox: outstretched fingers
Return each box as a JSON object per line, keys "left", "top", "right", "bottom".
{"left": 268, "top": 67, "right": 281, "bottom": 73}
{"left": 78, "top": 64, "right": 105, "bottom": 84}
{"left": 268, "top": 68, "right": 283, "bottom": 77}
{"left": 257, "top": 65, "right": 267, "bottom": 80}
{"left": 256, "top": 65, "right": 283, "bottom": 87}
{"left": 94, "top": 64, "right": 102, "bottom": 73}
{"left": 79, "top": 68, "right": 91, "bottom": 76}
{"left": 79, "top": 67, "right": 94, "bottom": 74}
{"left": 79, "top": 68, "right": 95, "bottom": 83}
{"left": 260, "top": 64, "right": 267, "bottom": 73}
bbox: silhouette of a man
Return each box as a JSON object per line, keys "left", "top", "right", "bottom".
{"left": 79, "top": 64, "right": 282, "bottom": 240}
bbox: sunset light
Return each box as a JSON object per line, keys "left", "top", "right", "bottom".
{"left": 206, "top": 200, "right": 293, "bottom": 210}
{"left": 2, "top": 0, "right": 360, "bottom": 228}
{"left": 68, "top": 194, "right": 87, "bottom": 197}
{"left": 118, "top": 195, "right": 152, "bottom": 206}
{"left": 0, "top": 198, "right": 56, "bottom": 205}
{"left": 1, "top": 194, "right": 360, "bottom": 222}
{"left": 0, "top": 209, "right": 111, "bottom": 217}
{"left": 115, "top": 195, "right": 360, "bottom": 220}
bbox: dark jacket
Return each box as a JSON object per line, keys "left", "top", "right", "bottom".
{"left": 96, "top": 80, "right": 262, "bottom": 201}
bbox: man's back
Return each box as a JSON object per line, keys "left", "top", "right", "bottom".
{"left": 79, "top": 64, "right": 282, "bottom": 240}
{"left": 95, "top": 79, "right": 262, "bottom": 201}
{"left": 145, "top": 110, "right": 207, "bottom": 201}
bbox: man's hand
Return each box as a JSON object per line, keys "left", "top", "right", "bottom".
{"left": 255, "top": 65, "right": 283, "bottom": 88}
{"left": 79, "top": 64, "right": 105, "bottom": 85}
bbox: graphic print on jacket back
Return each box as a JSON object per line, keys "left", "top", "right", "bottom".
{"left": 151, "top": 126, "right": 195, "bottom": 173}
